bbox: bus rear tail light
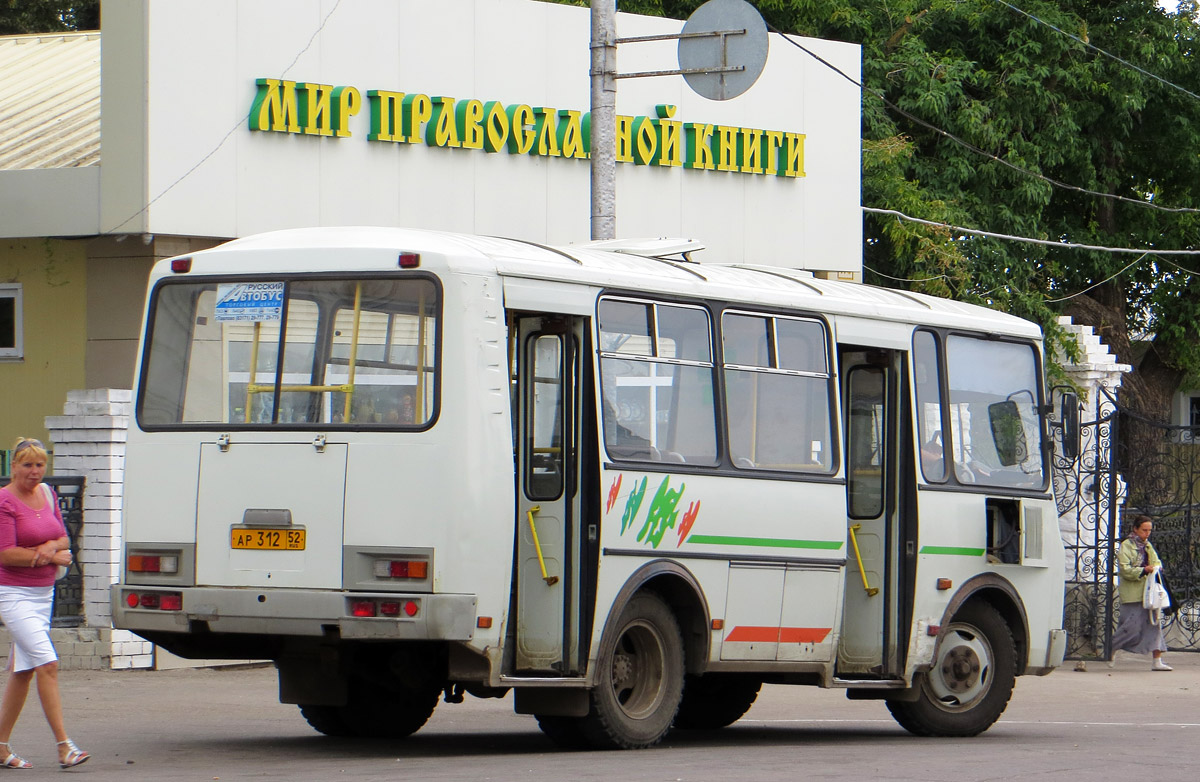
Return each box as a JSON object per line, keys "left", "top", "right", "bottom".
{"left": 372, "top": 559, "right": 428, "bottom": 579}
{"left": 128, "top": 553, "right": 180, "bottom": 574}
{"left": 124, "top": 591, "right": 183, "bottom": 611}
{"left": 397, "top": 252, "right": 420, "bottom": 268}
{"left": 349, "top": 599, "right": 419, "bottom": 618}
{"left": 170, "top": 257, "right": 193, "bottom": 273}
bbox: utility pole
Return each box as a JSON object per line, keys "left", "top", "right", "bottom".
{"left": 590, "top": 1, "right": 617, "bottom": 240}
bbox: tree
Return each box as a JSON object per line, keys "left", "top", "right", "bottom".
{"left": 584, "top": 0, "right": 1200, "bottom": 429}
{"left": 0, "top": 0, "right": 99, "bottom": 34}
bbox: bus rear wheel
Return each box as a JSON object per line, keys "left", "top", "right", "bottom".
{"left": 579, "top": 592, "right": 684, "bottom": 749}
{"left": 887, "top": 602, "right": 1016, "bottom": 737}
{"left": 673, "top": 674, "right": 761, "bottom": 730}
{"left": 300, "top": 678, "right": 441, "bottom": 739}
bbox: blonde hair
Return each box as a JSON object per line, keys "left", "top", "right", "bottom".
{"left": 11, "top": 437, "right": 47, "bottom": 464}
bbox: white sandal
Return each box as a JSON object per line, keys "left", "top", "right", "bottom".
{"left": 0, "top": 742, "right": 31, "bottom": 770}
{"left": 56, "top": 739, "right": 89, "bottom": 769}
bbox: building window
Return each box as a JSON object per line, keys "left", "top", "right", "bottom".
{"left": 0, "top": 285, "right": 22, "bottom": 360}
{"left": 1190, "top": 396, "right": 1200, "bottom": 429}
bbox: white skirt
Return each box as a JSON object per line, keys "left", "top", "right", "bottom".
{"left": 0, "top": 585, "right": 57, "bottom": 672}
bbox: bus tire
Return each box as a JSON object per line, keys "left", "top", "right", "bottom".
{"left": 886, "top": 601, "right": 1016, "bottom": 737}
{"left": 580, "top": 592, "right": 684, "bottom": 749}
{"left": 300, "top": 679, "right": 441, "bottom": 739}
{"left": 672, "top": 674, "right": 761, "bottom": 730}
{"left": 298, "top": 704, "right": 352, "bottom": 737}
{"left": 535, "top": 715, "right": 591, "bottom": 750}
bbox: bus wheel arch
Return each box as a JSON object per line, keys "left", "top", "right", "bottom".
{"left": 575, "top": 563, "right": 708, "bottom": 749}
{"left": 601, "top": 562, "right": 711, "bottom": 677}
{"left": 888, "top": 599, "right": 1017, "bottom": 737}
{"left": 940, "top": 576, "right": 1030, "bottom": 674}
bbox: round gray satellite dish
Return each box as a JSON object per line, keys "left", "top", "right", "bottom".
{"left": 678, "top": 0, "right": 768, "bottom": 101}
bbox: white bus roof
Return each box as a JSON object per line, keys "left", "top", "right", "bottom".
{"left": 163, "top": 226, "right": 1042, "bottom": 340}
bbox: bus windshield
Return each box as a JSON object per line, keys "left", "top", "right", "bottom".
{"left": 138, "top": 276, "right": 439, "bottom": 428}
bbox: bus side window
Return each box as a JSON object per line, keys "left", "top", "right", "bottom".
{"left": 722, "top": 312, "right": 832, "bottom": 472}
{"left": 597, "top": 298, "right": 717, "bottom": 465}
{"left": 913, "top": 330, "right": 946, "bottom": 482}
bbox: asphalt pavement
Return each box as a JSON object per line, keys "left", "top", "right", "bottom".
{"left": 4, "top": 650, "right": 1197, "bottom": 780}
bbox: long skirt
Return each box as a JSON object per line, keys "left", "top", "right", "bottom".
{"left": 0, "top": 585, "right": 57, "bottom": 672}
{"left": 1111, "top": 601, "right": 1167, "bottom": 655}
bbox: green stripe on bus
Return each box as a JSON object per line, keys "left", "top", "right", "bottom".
{"left": 686, "top": 535, "right": 843, "bottom": 550}
{"left": 920, "top": 546, "right": 985, "bottom": 557}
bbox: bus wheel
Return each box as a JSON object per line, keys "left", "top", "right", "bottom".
{"left": 300, "top": 679, "right": 440, "bottom": 739}
{"left": 298, "top": 704, "right": 352, "bottom": 737}
{"left": 672, "top": 674, "right": 761, "bottom": 730}
{"left": 580, "top": 592, "right": 684, "bottom": 749}
{"left": 887, "top": 602, "right": 1016, "bottom": 737}
{"left": 535, "top": 715, "right": 591, "bottom": 749}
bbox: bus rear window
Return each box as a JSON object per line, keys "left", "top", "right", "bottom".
{"left": 138, "top": 277, "right": 439, "bottom": 428}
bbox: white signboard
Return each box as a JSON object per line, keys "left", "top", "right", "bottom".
{"left": 214, "top": 282, "right": 284, "bottom": 322}
{"left": 102, "top": 0, "right": 863, "bottom": 272}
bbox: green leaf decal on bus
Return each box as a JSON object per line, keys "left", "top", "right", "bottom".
{"left": 619, "top": 476, "right": 648, "bottom": 535}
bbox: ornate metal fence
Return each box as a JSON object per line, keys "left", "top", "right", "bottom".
{"left": 1054, "top": 385, "right": 1200, "bottom": 660}
{"left": 1118, "top": 406, "right": 1200, "bottom": 653}
{"left": 1053, "top": 388, "right": 1120, "bottom": 661}
{"left": 0, "top": 475, "right": 85, "bottom": 626}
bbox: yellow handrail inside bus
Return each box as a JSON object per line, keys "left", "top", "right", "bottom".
{"left": 342, "top": 283, "right": 363, "bottom": 422}
{"left": 525, "top": 506, "right": 559, "bottom": 585}
{"left": 848, "top": 524, "right": 879, "bottom": 596}
{"left": 245, "top": 321, "right": 262, "bottom": 422}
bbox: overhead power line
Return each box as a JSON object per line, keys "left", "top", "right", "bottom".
{"left": 863, "top": 206, "right": 1200, "bottom": 255}
{"left": 106, "top": 0, "right": 346, "bottom": 234}
{"left": 767, "top": 21, "right": 1200, "bottom": 215}
{"left": 993, "top": 0, "right": 1200, "bottom": 103}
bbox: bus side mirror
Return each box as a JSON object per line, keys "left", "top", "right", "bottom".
{"left": 988, "top": 400, "right": 1027, "bottom": 467}
{"left": 1061, "top": 392, "right": 1080, "bottom": 461}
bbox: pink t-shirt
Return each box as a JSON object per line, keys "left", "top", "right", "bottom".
{"left": 0, "top": 486, "right": 67, "bottom": 587}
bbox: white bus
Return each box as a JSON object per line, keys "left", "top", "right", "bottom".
{"left": 112, "top": 226, "right": 1067, "bottom": 749}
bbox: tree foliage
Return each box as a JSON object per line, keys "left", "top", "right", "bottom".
{"left": 576, "top": 0, "right": 1200, "bottom": 418}
{"left": 0, "top": 0, "right": 98, "bottom": 35}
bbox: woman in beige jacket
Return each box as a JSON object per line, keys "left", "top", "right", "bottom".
{"left": 1110, "top": 515, "right": 1171, "bottom": 671}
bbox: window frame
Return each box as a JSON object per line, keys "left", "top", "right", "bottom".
{"left": 0, "top": 284, "right": 23, "bottom": 360}
{"left": 720, "top": 308, "right": 836, "bottom": 474}
{"left": 596, "top": 295, "right": 718, "bottom": 466}
{"left": 135, "top": 271, "right": 443, "bottom": 432}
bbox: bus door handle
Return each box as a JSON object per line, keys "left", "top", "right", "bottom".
{"left": 526, "top": 506, "right": 559, "bottom": 586}
{"left": 848, "top": 524, "right": 879, "bottom": 597}
{"left": 313, "top": 434, "right": 326, "bottom": 453}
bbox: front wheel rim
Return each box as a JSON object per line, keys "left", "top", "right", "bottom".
{"left": 927, "top": 622, "right": 993, "bottom": 710}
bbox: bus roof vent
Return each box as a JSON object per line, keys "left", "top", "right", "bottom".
{"left": 575, "top": 237, "right": 706, "bottom": 263}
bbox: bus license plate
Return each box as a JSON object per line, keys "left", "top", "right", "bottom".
{"left": 231, "top": 528, "right": 306, "bottom": 551}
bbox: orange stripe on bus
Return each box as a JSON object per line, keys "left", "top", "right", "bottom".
{"left": 725, "top": 626, "right": 831, "bottom": 644}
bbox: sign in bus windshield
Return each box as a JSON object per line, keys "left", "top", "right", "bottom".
{"left": 215, "top": 282, "right": 285, "bottom": 322}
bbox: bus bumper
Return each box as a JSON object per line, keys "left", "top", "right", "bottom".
{"left": 111, "top": 585, "right": 478, "bottom": 641}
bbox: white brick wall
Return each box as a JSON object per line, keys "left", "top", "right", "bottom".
{"left": 46, "top": 389, "right": 154, "bottom": 670}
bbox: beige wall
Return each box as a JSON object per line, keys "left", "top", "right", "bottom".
{"left": 0, "top": 235, "right": 226, "bottom": 469}
{"left": 84, "top": 236, "right": 225, "bottom": 391}
{"left": 0, "top": 238, "right": 88, "bottom": 454}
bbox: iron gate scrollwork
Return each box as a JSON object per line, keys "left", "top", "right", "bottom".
{"left": 0, "top": 475, "right": 85, "bottom": 626}
{"left": 1053, "top": 387, "right": 1119, "bottom": 661}
{"left": 1054, "top": 386, "right": 1200, "bottom": 660}
{"left": 1118, "top": 405, "right": 1200, "bottom": 653}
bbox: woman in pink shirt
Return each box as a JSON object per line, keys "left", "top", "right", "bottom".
{"left": 0, "top": 438, "right": 88, "bottom": 769}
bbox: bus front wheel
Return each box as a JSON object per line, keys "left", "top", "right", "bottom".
{"left": 887, "top": 601, "right": 1016, "bottom": 737}
{"left": 580, "top": 592, "right": 684, "bottom": 749}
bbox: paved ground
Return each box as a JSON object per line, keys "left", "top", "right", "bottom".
{"left": 4, "top": 650, "right": 1197, "bottom": 780}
